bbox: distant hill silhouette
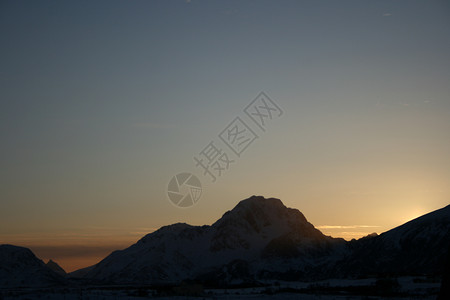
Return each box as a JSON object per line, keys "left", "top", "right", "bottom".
{"left": 67, "top": 264, "right": 95, "bottom": 278}
{"left": 80, "top": 196, "right": 450, "bottom": 286}
{"left": 2, "top": 196, "right": 449, "bottom": 290}
{"left": 330, "top": 203, "right": 450, "bottom": 278}
{"left": 0, "top": 245, "right": 66, "bottom": 288}
{"left": 46, "top": 259, "right": 66, "bottom": 276}
{"left": 84, "top": 196, "right": 345, "bottom": 284}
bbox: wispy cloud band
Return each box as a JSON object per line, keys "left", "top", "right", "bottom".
{"left": 316, "top": 225, "right": 380, "bottom": 229}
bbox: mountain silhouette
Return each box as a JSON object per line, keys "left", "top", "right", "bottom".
{"left": 0, "top": 245, "right": 66, "bottom": 288}
{"left": 85, "top": 196, "right": 345, "bottom": 284}
{"left": 82, "top": 196, "right": 450, "bottom": 286}
{"left": 330, "top": 204, "right": 450, "bottom": 278}
{"left": 46, "top": 259, "right": 66, "bottom": 276}
{"left": 2, "top": 196, "right": 449, "bottom": 290}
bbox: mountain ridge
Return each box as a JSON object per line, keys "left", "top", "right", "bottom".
{"left": 82, "top": 196, "right": 450, "bottom": 285}
{"left": 2, "top": 197, "right": 449, "bottom": 288}
{"left": 83, "top": 195, "right": 345, "bottom": 284}
{"left": 46, "top": 259, "right": 66, "bottom": 276}
{"left": 0, "top": 245, "right": 67, "bottom": 288}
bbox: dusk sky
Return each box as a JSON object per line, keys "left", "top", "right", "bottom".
{"left": 1, "top": 0, "right": 449, "bottom": 272}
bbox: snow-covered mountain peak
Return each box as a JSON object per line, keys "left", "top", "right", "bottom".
{"left": 213, "top": 196, "right": 308, "bottom": 229}
{"left": 208, "top": 196, "right": 325, "bottom": 253}
{"left": 235, "top": 195, "right": 285, "bottom": 210}
{"left": 81, "top": 198, "right": 450, "bottom": 285}
{"left": 138, "top": 222, "right": 204, "bottom": 245}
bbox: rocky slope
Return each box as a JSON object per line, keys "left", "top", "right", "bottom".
{"left": 0, "top": 245, "right": 66, "bottom": 288}
{"left": 46, "top": 259, "right": 66, "bottom": 276}
{"left": 84, "top": 196, "right": 344, "bottom": 284}
{"left": 85, "top": 196, "right": 345, "bottom": 284}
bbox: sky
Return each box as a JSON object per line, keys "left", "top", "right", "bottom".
{"left": 1, "top": 0, "right": 449, "bottom": 272}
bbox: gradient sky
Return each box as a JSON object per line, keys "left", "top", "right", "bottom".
{"left": 1, "top": 0, "right": 449, "bottom": 272}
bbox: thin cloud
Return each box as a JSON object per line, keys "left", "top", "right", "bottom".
{"left": 27, "top": 244, "right": 129, "bottom": 259}
{"left": 317, "top": 225, "right": 380, "bottom": 229}
{"left": 382, "top": 13, "right": 392, "bottom": 17}
{"left": 340, "top": 231, "right": 376, "bottom": 236}
{"left": 0, "top": 227, "right": 158, "bottom": 244}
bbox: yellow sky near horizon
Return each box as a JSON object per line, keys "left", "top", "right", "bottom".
{"left": 1, "top": 204, "right": 440, "bottom": 273}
